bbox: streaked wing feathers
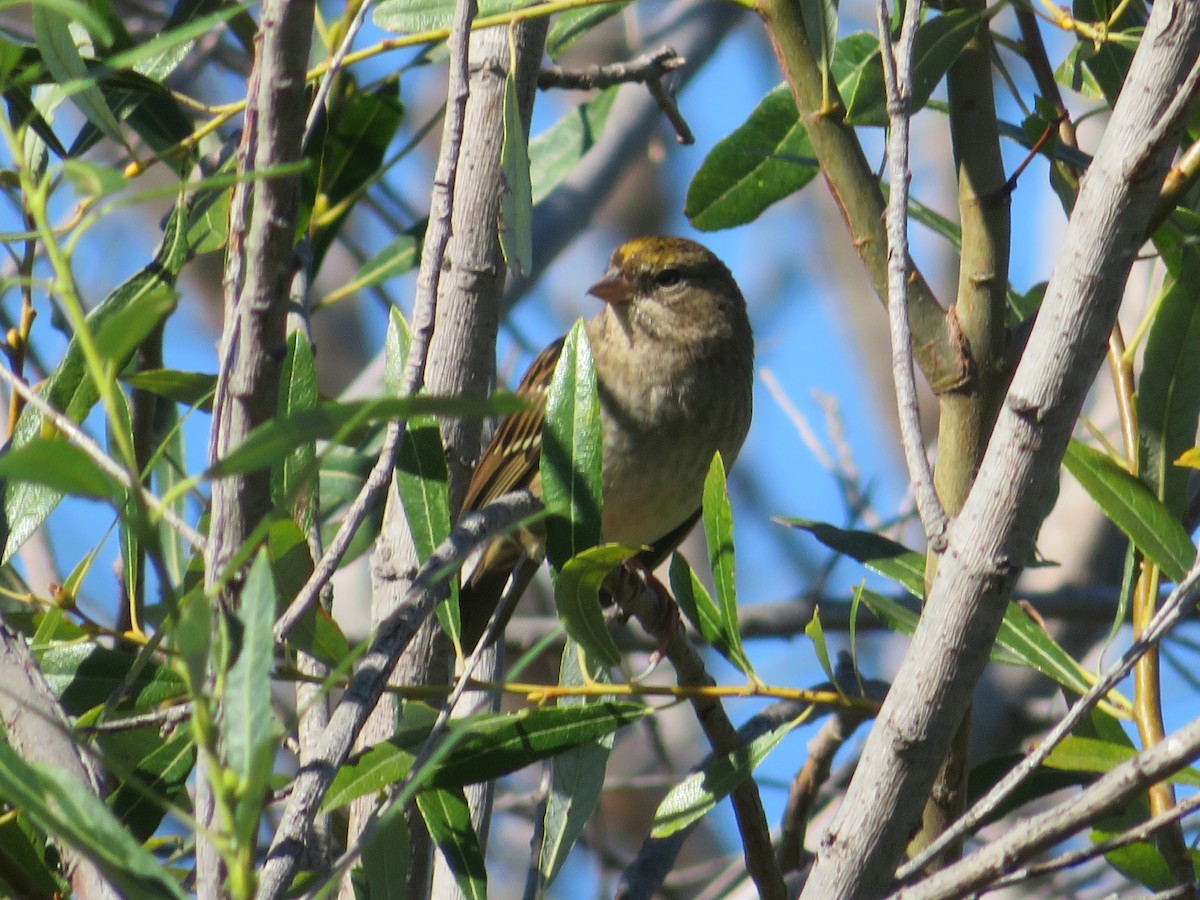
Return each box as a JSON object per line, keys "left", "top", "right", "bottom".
{"left": 460, "top": 336, "right": 565, "bottom": 513}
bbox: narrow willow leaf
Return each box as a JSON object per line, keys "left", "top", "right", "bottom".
{"left": 417, "top": 788, "right": 486, "bottom": 900}
{"left": 308, "top": 79, "right": 404, "bottom": 268}
{"left": 541, "top": 321, "right": 603, "bottom": 569}
{"left": 357, "top": 225, "right": 424, "bottom": 297}
{"left": 1069, "top": 0, "right": 1143, "bottom": 104}
{"left": 799, "top": 0, "right": 839, "bottom": 80}
{"left": 670, "top": 553, "right": 723, "bottom": 650}
{"left": 122, "top": 369, "right": 218, "bottom": 412}
{"left": 1138, "top": 255, "right": 1200, "bottom": 518}
{"left": 41, "top": 644, "right": 188, "bottom": 712}
{"left": 208, "top": 393, "right": 523, "bottom": 478}
{"left": 1063, "top": 440, "right": 1195, "bottom": 583}
{"left": 778, "top": 518, "right": 925, "bottom": 597}
{"left": 384, "top": 304, "right": 411, "bottom": 396}
{"left": 857, "top": 588, "right": 1129, "bottom": 712}
{"left": 223, "top": 551, "right": 278, "bottom": 843}
{"left": 539, "top": 645, "right": 612, "bottom": 889}
{"left": 32, "top": 6, "right": 125, "bottom": 147}
{"left": 1043, "top": 736, "right": 1200, "bottom": 787}
{"left": 362, "top": 803, "right": 409, "bottom": 900}
{"left": 651, "top": 716, "right": 803, "bottom": 838}
{"left": 531, "top": 88, "right": 617, "bottom": 204}
{"left": 842, "top": 11, "right": 982, "bottom": 126}
{"left": 499, "top": 68, "right": 532, "bottom": 276}
{"left": 374, "top": 0, "right": 529, "bottom": 34}
{"left": 553, "top": 544, "right": 638, "bottom": 667}
{"left": 0, "top": 439, "right": 114, "bottom": 499}
{"left": 702, "top": 454, "right": 745, "bottom": 665}
{"left": 0, "top": 742, "right": 187, "bottom": 898}
{"left": 396, "top": 417, "right": 457, "bottom": 640}
{"left": 805, "top": 608, "right": 834, "bottom": 681}
{"left": 274, "top": 332, "right": 319, "bottom": 525}
{"left": 103, "top": 722, "right": 195, "bottom": 843}
{"left": 324, "top": 703, "right": 649, "bottom": 809}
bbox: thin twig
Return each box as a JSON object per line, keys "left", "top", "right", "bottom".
{"left": 303, "top": 0, "right": 377, "bottom": 144}
{"left": 893, "top": 704, "right": 1200, "bottom": 899}
{"left": 984, "top": 789, "right": 1200, "bottom": 893}
{"left": 898, "top": 554, "right": 1200, "bottom": 880}
{"left": 876, "top": 0, "right": 948, "bottom": 550}
{"left": 537, "top": 46, "right": 684, "bottom": 90}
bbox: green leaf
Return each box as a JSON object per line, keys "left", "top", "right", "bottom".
{"left": 0, "top": 439, "right": 114, "bottom": 499}
{"left": 61, "top": 158, "right": 126, "bottom": 198}
{"left": 799, "top": 0, "right": 839, "bottom": 81}
{"left": 996, "top": 602, "right": 1129, "bottom": 714}
{"left": 546, "top": 2, "right": 628, "bottom": 56}
{"left": 103, "top": 722, "right": 194, "bottom": 843}
{"left": 67, "top": 71, "right": 196, "bottom": 169}
{"left": 670, "top": 553, "right": 725, "bottom": 654}
{"left": 308, "top": 79, "right": 404, "bottom": 267}
{"left": 357, "top": 224, "right": 424, "bottom": 296}
{"left": 530, "top": 88, "right": 617, "bottom": 204}
{"left": 40, "top": 644, "right": 188, "bottom": 713}
{"left": 1055, "top": 41, "right": 1104, "bottom": 98}
{"left": 1043, "top": 736, "right": 1200, "bottom": 787}
{"left": 273, "top": 332, "right": 319, "bottom": 524}
{"left": 1138, "top": 254, "right": 1200, "bottom": 519}
{"left": 396, "top": 417, "right": 458, "bottom": 641}
{"left": 361, "top": 801, "right": 409, "bottom": 899}
{"left": 324, "top": 703, "right": 649, "bottom": 809}
{"left": 499, "top": 68, "right": 532, "bottom": 276}
{"left": 374, "top": 0, "right": 531, "bottom": 36}
{"left": 95, "top": 283, "right": 179, "bottom": 367}
{"left": 32, "top": 5, "right": 126, "bottom": 148}
{"left": 417, "top": 788, "right": 486, "bottom": 900}
{"left": 702, "top": 456, "right": 740, "bottom": 638}
{"left": 541, "top": 321, "right": 603, "bottom": 569}
{"left": 1063, "top": 440, "right": 1194, "bottom": 583}
{"left": 1070, "top": 0, "right": 1143, "bottom": 104}
{"left": 223, "top": 551, "right": 278, "bottom": 843}
{"left": 384, "top": 305, "right": 411, "bottom": 396}
{"left": 778, "top": 518, "right": 926, "bottom": 597}
{"left": 685, "top": 83, "right": 817, "bottom": 232}
{"left": 121, "top": 368, "right": 215, "bottom": 409}
{"left": 651, "top": 716, "right": 803, "bottom": 838}
{"left": 0, "top": 742, "right": 187, "bottom": 898}
{"left": 538, "top": 646, "right": 613, "bottom": 888}
{"left": 553, "top": 544, "right": 638, "bottom": 667}
{"left": 207, "top": 393, "right": 524, "bottom": 478}
{"left": 805, "top": 608, "right": 834, "bottom": 681}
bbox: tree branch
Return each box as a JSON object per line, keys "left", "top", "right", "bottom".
{"left": 800, "top": 5, "right": 1200, "bottom": 895}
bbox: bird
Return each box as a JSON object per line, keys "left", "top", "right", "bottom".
{"left": 457, "top": 236, "right": 754, "bottom": 652}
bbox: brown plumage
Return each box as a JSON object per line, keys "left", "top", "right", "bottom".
{"left": 458, "top": 236, "right": 754, "bottom": 651}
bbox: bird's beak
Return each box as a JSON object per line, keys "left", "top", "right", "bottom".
{"left": 588, "top": 271, "right": 634, "bottom": 304}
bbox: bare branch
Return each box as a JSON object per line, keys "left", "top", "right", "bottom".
{"left": 876, "top": 0, "right": 947, "bottom": 550}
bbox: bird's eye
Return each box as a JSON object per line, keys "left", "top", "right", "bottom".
{"left": 654, "top": 268, "right": 682, "bottom": 288}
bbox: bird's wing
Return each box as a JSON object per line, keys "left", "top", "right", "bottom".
{"left": 460, "top": 336, "right": 564, "bottom": 512}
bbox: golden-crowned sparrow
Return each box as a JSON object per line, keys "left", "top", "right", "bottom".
{"left": 459, "top": 236, "right": 754, "bottom": 650}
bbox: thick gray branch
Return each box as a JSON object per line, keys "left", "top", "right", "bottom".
{"left": 0, "top": 624, "right": 117, "bottom": 900}
{"left": 801, "top": 5, "right": 1200, "bottom": 896}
